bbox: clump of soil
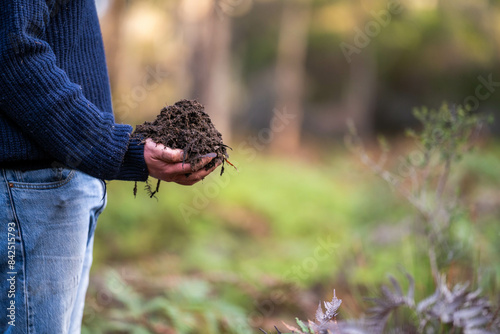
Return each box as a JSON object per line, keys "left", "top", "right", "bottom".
{"left": 133, "top": 99, "right": 231, "bottom": 197}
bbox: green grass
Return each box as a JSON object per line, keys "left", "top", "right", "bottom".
{"left": 86, "top": 143, "right": 500, "bottom": 332}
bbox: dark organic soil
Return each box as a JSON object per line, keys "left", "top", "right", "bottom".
{"left": 132, "top": 100, "right": 230, "bottom": 196}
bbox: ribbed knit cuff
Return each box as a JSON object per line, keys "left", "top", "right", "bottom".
{"left": 114, "top": 137, "right": 149, "bottom": 181}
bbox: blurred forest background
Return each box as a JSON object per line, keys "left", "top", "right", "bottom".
{"left": 83, "top": 0, "right": 500, "bottom": 333}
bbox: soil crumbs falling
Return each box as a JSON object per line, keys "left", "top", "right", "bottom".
{"left": 133, "top": 99, "right": 230, "bottom": 197}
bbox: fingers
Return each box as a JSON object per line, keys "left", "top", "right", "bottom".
{"left": 172, "top": 163, "right": 220, "bottom": 186}
{"left": 146, "top": 139, "right": 216, "bottom": 168}
{"left": 144, "top": 138, "right": 221, "bottom": 185}
{"left": 154, "top": 163, "right": 218, "bottom": 186}
{"left": 157, "top": 156, "right": 213, "bottom": 176}
{"left": 145, "top": 139, "right": 184, "bottom": 163}
{"left": 192, "top": 154, "right": 217, "bottom": 171}
{"left": 159, "top": 160, "right": 219, "bottom": 184}
{"left": 147, "top": 154, "right": 219, "bottom": 183}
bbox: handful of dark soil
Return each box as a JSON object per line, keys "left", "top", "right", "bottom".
{"left": 133, "top": 99, "right": 231, "bottom": 196}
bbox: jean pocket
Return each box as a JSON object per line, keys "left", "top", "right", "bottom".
{"left": 9, "top": 168, "right": 76, "bottom": 190}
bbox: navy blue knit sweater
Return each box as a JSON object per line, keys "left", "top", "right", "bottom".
{"left": 0, "top": 0, "right": 148, "bottom": 181}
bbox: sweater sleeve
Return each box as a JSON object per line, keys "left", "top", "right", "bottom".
{"left": 0, "top": 1, "right": 148, "bottom": 181}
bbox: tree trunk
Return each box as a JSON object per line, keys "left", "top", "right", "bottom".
{"left": 179, "top": 0, "right": 233, "bottom": 143}
{"left": 343, "top": 49, "right": 377, "bottom": 138}
{"left": 100, "top": 0, "right": 127, "bottom": 91}
{"left": 202, "top": 14, "right": 233, "bottom": 144}
{"left": 271, "top": 0, "right": 312, "bottom": 154}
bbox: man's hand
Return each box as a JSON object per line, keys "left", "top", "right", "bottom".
{"left": 144, "top": 139, "right": 219, "bottom": 186}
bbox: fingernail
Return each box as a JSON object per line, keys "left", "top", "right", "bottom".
{"left": 200, "top": 153, "right": 217, "bottom": 158}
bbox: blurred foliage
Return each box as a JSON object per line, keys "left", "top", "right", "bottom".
{"left": 86, "top": 134, "right": 500, "bottom": 332}
{"left": 87, "top": 0, "right": 500, "bottom": 332}
{"left": 103, "top": 0, "right": 500, "bottom": 135}
{"left": 260, "top": 104, "right": 500, "bottom": 333}
{"left": 267, "top": 274, "right": 500, "bottom": 334}
{"left": 83, "top": 271, "right": 253, "bottom": 333}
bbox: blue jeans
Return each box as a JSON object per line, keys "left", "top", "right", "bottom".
{"left": 0, "top": 167, "right": 106, "bottom": 333}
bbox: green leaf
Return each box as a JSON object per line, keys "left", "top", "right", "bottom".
{"left": 296, "top": 317, "right": 311, "bottom": 333}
